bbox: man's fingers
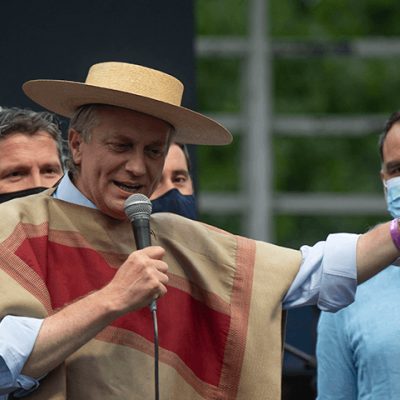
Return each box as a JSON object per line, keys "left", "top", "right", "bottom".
{"left": 106, "top": 246, "right": 169, "bottom": 313}
{"left": 141, "top": 245, "right": 166, "bottom": 260}
{"left": 132, "top": 246, "right": 168, "bottom": 273}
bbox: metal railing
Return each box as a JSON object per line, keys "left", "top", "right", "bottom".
{"left": 195, "top": 0, "right": 391, "bottom": 242}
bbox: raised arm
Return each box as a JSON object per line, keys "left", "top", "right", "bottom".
{"left": 356, "top": 219, "right": 400, "bottom": 284}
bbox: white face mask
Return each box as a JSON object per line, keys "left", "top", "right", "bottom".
{"left": 384, "top": 176, "right": 400, "bottom": 218}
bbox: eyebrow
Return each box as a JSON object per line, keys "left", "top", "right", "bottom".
{"left": 0, "top": 162, "right": 62, "bottom": 175}
{"left": 111, "top": 133, "right": 167, "bottom": 146}
{"left": 171, "top": 169, "right": 190, "bottom": 178}
{"left": 385, "top": 160, "right": 400, "bottom": 171}
{"left": 150, "top": 141, "right": 168, "bottom": 148}
{"left": 43, "top": 162, "right": 63, "bottom": 172}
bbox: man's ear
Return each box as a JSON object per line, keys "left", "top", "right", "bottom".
{"left": 381, "top": 169, "right": 388, "bottom": 201}
{"left": 69, "top": 129, "right": 83, "bottom": 165}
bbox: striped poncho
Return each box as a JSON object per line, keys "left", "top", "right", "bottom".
{"left": 0, "top": 191, "right": 302, "bottom": 399}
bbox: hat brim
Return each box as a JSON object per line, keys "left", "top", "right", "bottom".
{"left": 23, "top": 80, "right": 233, "bottom": 146}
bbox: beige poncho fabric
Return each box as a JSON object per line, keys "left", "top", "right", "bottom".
{"left": 0, "top": 192, "right": 302, "bottom": 399}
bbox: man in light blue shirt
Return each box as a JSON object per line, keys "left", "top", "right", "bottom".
{"left": 317, "top": 110, "right": 400, "bottom": 399}
{"left": 1, "top": 62, "right": 400, "bottom": 399}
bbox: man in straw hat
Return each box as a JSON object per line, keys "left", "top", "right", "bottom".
{"left": 0, "top": 61, "right": 399, "bottom": 400}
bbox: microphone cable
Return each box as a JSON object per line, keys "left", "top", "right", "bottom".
{"left": 150, "top": 302, "right": 159, "bottom": 400}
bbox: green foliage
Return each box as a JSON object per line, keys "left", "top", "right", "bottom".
{"left": 196, "top": 0, "right": 249, "bottom": 36}
{"left": 274, "top": 135, "right": 382, "bottom": 193}
{"left": 195, "top": 0, "right": 398, "bottom": 241}
{"left": 275, "top": 215, "right": 385, "bottom": 249}
{"left": 197, "top": 134, "right": 242, "bottom": 192}
{"left": 271, "top": 0, "right": 400, "bottom": 37}
{"left": 196, "top": 58, "right": 242, "bottom": 113}
{"left": 274, "top": 58, "right": 400, "bottom": 114}
{"left": 198, "top": 213, "right": 243, "bottom": 235}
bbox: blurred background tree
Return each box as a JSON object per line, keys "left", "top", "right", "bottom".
{"left": 195, "top": 0, "right": 400, "bottom": 242}
{"left": 194, "top": 0, "right": 400, "bottom": 398}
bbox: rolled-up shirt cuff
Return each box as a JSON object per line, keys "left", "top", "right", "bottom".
{"left": 283, "top": 233, "right": 359, "bottom": 312}
{"left": 316, "top": 234, "right": 358, "bottom": 312}
{"left": 11, "top": 374, "right": 41, "bottom": 398}
{"left": 0, "top": 316, "right": 44, "bottom": 396}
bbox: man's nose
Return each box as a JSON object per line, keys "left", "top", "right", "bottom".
{"left": 29, "top": 172, "right": 47, "bottom": 188}
{"left": 125, "top": 154, "right": 146, "bottom": 176}
{"left": 163, "top": 179, "right": 176, "bottom": 193}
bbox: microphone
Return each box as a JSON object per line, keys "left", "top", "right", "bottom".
{"left": 125, "top": 194, "right": 160, "bottom": 399}
{"left": 124, "top": 193, "right": 156, "bottom": 311}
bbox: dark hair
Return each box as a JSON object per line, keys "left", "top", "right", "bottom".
{"left": 0, "top": 107, "right": 66, "bottom": 170}
{"left": 379, "top": 110, "right": 400, "bottom": 163}
{"left": 175, "top": 142, "right": 191, "bottom": 175}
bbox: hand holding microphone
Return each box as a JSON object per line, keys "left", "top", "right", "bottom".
{"left": 102, "top": 194, "right": 168, "bottom": 315}
{"left": 124, "top": 194, "right": 167, "bottom": 311}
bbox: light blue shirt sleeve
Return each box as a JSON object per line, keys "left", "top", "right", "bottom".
{"left": 0, "top": 316, "right": 44, "bottom": 398}
{"left": 282, "top": 233, "right": 359, "bottom": 311}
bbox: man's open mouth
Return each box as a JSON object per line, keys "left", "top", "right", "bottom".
{"left": 114, "top": 181, "right": 143, "bottom": 193}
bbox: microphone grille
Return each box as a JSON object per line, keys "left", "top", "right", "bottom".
{"left": 124, "top": 193, "right": 152, "bottom": 220}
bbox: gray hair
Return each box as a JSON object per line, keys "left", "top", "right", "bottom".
{"left": 0, "top": 107, "right": 66, "bottom": 170}
{"left": 67, "top": 104, "right": 176, "bottom": 175}
{"left": 66, "top": 104, "right": 101, "bottom": 174}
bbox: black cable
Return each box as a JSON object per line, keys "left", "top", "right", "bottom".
{"left": 152, "top": 309, "right": 159, "bottom": 400}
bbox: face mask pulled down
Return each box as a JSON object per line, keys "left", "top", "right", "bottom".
{"left": 0, "top": 186, "right": 49, "bottom": 204}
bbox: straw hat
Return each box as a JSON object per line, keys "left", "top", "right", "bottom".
{"left": 22, "top": 62, "right": 232, "bottom": 146}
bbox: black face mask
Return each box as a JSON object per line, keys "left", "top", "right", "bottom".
{"left": 0, "top": 176, "right": 62, "bottom": 204}
{"left": 0, "top": 186, "right": 49, "bottom": 204}
{"left": 151, "top": 188, "right": 197, "bottom": 220}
